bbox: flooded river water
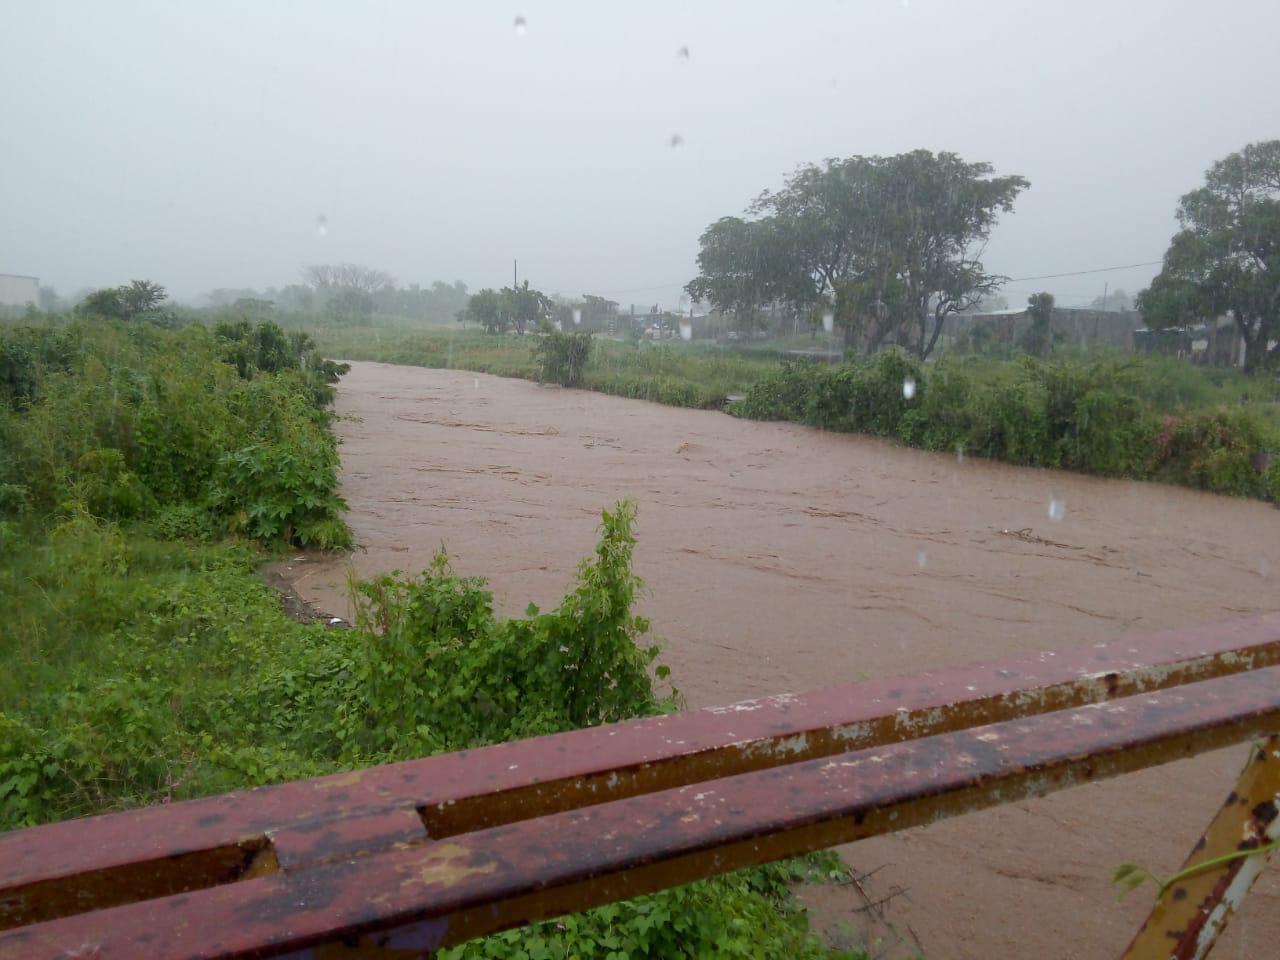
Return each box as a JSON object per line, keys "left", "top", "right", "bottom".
{"left": 284, "top": 361, "right": 1280, "bottom": 959}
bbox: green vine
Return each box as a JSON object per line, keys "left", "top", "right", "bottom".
{"left": 1113, "top": 838, "right": 1280, "bottom": 900}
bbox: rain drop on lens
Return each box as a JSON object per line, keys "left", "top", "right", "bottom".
{"left": 669, "top": 133, "right": 685, "bottom": 150}
{"left": 916, "top": 549, "right": 928, "bottom": 569}
{"left": 316, "top": 214, "right": 328, "bottom": 238}
{"left": 822, "top": 310, "right": 834, "bottom": 333}
{"left": 956, "top": 445, "right": 966, "bottom": 465}
{"left": 572, "top": 308, "right": 582, "bottom": 326}
{"left": 512, "top": 15, "right": 527, "bottom": 35}
{"left": 902, "top": 378, "right": 916, "bottom": 400}
{"left": 676, "top": 45, "right": 690, "bottom": 60}
{"left": 1048, "top": 497, "right": 1066, "bottom": 522}
{"left": 679, "top": 320, "right": 692, "bottom": 342}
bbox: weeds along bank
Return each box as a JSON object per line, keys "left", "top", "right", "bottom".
{"left": 0, "top": 318, "right": 351, "bottom": 547}
{"left": 0, "top": 318, "right": 856, "bottom": 959}
{"left": 310, "top": 323, "right": 778, "bottom": 409}
{"left": 733, "top": 351, "right": 1280, "bottom": 500}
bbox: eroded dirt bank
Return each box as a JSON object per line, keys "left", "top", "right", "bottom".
{"left": 286, "top": 360, "right": 1280, "bottom": 959}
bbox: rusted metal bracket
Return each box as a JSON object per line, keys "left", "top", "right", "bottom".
{"left": 1, "top": 613, "right": 1279, "bottom": 958}
{"left": 1121, "top": 733, "right": 1280, "bottom": 960}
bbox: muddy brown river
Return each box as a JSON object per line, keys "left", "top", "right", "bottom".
{"left": 285, "top": 360, "right": 1280, "bottom": 959}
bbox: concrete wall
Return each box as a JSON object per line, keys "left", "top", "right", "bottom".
{"left": 943, "top": 308, "right": 1140, "bottom": 351}
{"left": 0, "top": 274, "right": 40, "bottom": 309}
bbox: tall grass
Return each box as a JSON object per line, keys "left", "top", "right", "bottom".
{"left": 310, "top": 324, "right": 779, "bottom": 407}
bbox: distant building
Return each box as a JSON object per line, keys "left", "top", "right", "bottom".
{"left": 943, "top": 307, "right": 1140, "bottom": 351}
{"left": 1134, "top": 316, "right": 1246, "bottom": 368}
{"left": 0, "top": 274, "right": 40, "bottom": 310}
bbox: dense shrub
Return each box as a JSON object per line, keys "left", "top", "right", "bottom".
{"left": 214, "top": 319, "right": 350, "bottom": 405}
{"left": 0, "top": 320, "right": 350, "bottom": 547}
{"left": 0, "top": 503, "right": 854, "bottom": 959}
{"left": 349, "top": 501, "right": 663, "bottom": 751}
{"left": 1154, "top": 410, "right": 1276, "bottom": 497}
{"left": 734, "top": 352, "right": 1278, "bottom": 497}
{"left": 533, "top": 329, "right": 594, "bottom": 387}
{"left": 736, "top": 350, "right": 924, "bottom": 436}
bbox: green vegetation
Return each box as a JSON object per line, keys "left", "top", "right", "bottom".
{"left": 734, "top": 350, "right": 1280, "bottom": 498}
{"left": 311, "top": 324, "right": 778, "bottom": 408}
{"left": 0, "top": 309, "right": 857, "bottom": 958}
{"left": 534, "top": 328, "right": 594, "bottom": 387}
{"left": 686, "top": 150, "right": 1028, "bottom": 357}
{"left": 463, "top": 280, "right": 555, "bottom": 335}
{"left": 1141, "top": 139, "right": 1279, "bottom": 373}
{"left": 0, "top": 318, "right": 351, "bottom": 548}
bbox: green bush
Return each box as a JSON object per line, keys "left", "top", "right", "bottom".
{"left": 0, "top": 502, "right": 854, "bottom": 958}
{"left": 350, "top": 501, "right": 662, "bottom": 751}
{"left": 1066, "top": 388, "right": 1156, "bottom": 477}
{"left": 0, "top": 319, "right": 350, "bottom": 547}
{"left": 533, "top": 329, "right": 595, "bottom": 387}
{"left": 1264, "top": 456, "right": 1280, "bottom": 503}
{"left": 967, "top": 375, "right": 1052, "bottom": 465}
{"left": 901, "top": 358, "right": 975, "bottom": 451}
{"left": 1154, "top": 410, "right": 1275, "bottom": 496}
{"left": 733, "top": 351, "right": 1277, "bottom": 497}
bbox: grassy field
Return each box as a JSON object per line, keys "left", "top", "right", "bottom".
{"left": 309, "top": 321, "right": 782, "bottom": 408}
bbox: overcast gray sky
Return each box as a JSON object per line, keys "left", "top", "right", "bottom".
{"left": 2, "top": 0, "right": 1276, "bottom": 308}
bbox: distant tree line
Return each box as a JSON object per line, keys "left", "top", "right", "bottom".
{"left": 202, "top": 266, "right": 471, "bottom": 326}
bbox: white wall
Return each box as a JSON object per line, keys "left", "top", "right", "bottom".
{"left": 0, "top": 274, "right": 40, "bottom": 308}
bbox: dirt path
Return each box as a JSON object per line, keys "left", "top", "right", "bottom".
{"left": 287, "top": 360, "right": 1280, "bottom": 959}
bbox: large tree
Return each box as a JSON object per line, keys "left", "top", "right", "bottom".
{"left": 1138, "top": 140, "right": 1280, "bottom": 372}
{"left": 462, "top": 288, "right": 506, "bottom": 333}
{"left": 303, "top": 264, "right": 396, "bottom": 296}
{"left": 501, "top": 281, "right": 553, "bottom": 335}
{"left": 303, "top": 264, "right": 396, "bottom": 324}
{"left": 80, "top": 280, "right": 172, "bottom": 324}
{"left": 686, "top": 151, "right": 1028, "bottom": 358}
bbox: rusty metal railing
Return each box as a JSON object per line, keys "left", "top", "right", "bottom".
{"left": 2, "top": 613, "right": 1279, "bottom": 959}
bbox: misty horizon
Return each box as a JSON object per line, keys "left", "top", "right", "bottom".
{"left": 3, "top": 0, "right": 1277, "bottom": 310}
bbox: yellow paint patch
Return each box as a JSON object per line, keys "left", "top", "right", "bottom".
{"left": 315, "top": 770, "right": 366, "bottom": 790}
{"left": 402, "top": 843, "right": 497, "bottom": 889}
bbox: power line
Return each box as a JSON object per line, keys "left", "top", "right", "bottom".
{"left": 1006, "top": 260, "right": 1162, "bottom": 282}
{"left": 591, "top": 280, "right": 688, "bottom": 296}
{"left": 574, "top": 259, "right": 1165, "bottom": 301}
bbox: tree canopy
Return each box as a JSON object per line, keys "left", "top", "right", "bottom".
{"left": 1138, "top": 139, "right": 1280, "bottom": 372}
{"left": 462, "top": 282, "right": 554, "bottom": 335}
{"left": 79, "top": 280, "right": 173, "bottom": 325}
{"left": 686, "top": 150, "right": 1028, "bottom": 358}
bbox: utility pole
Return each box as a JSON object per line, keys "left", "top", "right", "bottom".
{"left": 513, "top": 259, "right": 518, "bottom": 290}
